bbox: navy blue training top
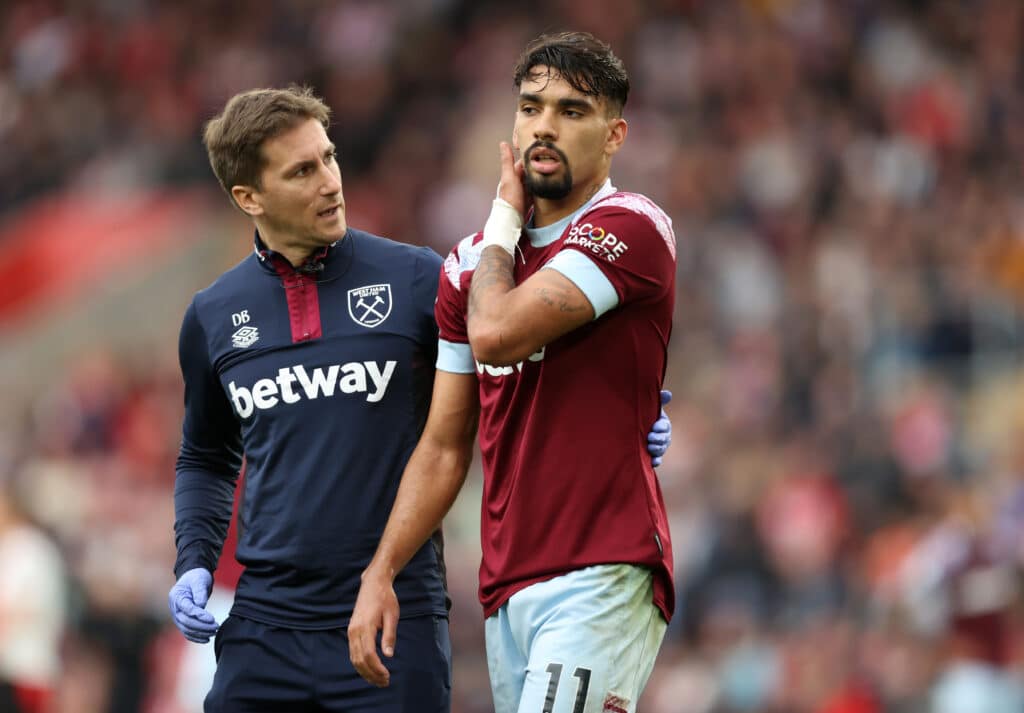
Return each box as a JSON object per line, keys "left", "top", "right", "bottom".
{"left": 173, "top": 228, "right": 447, "bottom": 629}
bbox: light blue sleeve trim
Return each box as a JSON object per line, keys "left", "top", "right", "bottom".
{"left": 436, "top": 338, "right": 476, "bottom": 374}
{"left": 543, "top": 250, "right": 620, "bottom": 319}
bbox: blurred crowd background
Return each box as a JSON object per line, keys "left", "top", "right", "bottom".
{"left": 3, "top": 0, "right": 1024, "bottom": 711}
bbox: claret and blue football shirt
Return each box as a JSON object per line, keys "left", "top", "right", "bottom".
{"left": 435, "top": 180, "right": 677, "bottom": 622}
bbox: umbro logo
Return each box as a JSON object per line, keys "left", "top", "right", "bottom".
{"left": 232, "top": 325, "right": 259, "bottom": 348}
{"left": 231, "top": 310, "right": 259, "bottom": 348}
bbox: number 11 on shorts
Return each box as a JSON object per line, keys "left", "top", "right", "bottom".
{"left": 542, "top": 663, "right": 592, "bottom": 713}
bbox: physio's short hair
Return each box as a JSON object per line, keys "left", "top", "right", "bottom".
{"left": 513, "top": 32, "right": 629, "bottom": 116}
{"left": 203, "top": 86, "right": 330, "bottom": 207}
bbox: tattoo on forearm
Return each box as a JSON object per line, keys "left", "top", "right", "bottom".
{"left": 534, "top": 286, "right": 588, "bottom": 313}
{"left": 468, "top": 247, "right": 515, "bottom": 319}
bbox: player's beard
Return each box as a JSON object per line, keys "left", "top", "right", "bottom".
{"left": 523, "top": 142, "right": 573, "bottom": 200}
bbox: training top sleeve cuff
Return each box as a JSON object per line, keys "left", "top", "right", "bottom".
{"left": 437, "top": 338, "right": 476, "bottom": 374}
{"left": 543, "top": 250, "right": 620, "bottom": 319}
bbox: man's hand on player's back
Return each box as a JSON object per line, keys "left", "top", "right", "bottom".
{"left": 649, "top": 389, "right": 672, "bottom": 466}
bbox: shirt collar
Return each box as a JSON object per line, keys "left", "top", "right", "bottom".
{"left": 524, "top": 178, "right": 616, "bottom": 247}
{"left": 253, "top": 230, "right": 340, "bottom": 274}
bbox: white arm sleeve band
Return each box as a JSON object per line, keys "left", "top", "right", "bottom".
{"left": 543, "top": 250, "right": 620, "bottom": 318}
{"left": 436, "top": 338, "right": 476, "bottom": 374}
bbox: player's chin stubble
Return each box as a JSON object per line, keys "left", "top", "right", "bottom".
{"left": 524, "top": 165, "right": 573, "bottom": 200}
{"left": 523, "top": 142, "right": 573, "bottom": 200}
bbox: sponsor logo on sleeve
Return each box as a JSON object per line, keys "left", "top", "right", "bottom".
{"left": 590, "top": 192, "right": 676, "bottom": 260}
{"left": 348, "top": 284, "right": 393, "bottom": 328}
{"left": 564, "top": 223, "right": 629, "bottom": 261}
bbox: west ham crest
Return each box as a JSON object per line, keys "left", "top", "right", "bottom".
{"left": 347, "top": 284, "right": 393, "bottom": 328}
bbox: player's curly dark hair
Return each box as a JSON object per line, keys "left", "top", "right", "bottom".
{"left": 203, "top": 85, "right": 330, "bottom": 210}
{"left": 513, "top": 31, "right": 629, "bottom": 116}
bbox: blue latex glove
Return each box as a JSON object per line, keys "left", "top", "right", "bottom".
{"left": 647, "top": 390, "right": 672, "bottom": 467}
{"left": 168, "top": 567, "right": 219, "bottom": 643}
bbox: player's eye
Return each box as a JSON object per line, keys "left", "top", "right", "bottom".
{"left": 519, "top": 105, "right": 539, "bottom": 115}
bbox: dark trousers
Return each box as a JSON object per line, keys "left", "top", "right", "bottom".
{"left": 205, "top": 614, "right": 451, "bottom": 713}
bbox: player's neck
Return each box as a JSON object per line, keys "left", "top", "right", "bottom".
{"left": 257, "top": 227, "right": 323, "bottom": 268}
{"left": 531, "top": 178, "right": 607, "bottom": 228}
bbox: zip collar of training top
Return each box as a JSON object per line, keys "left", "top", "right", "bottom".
{"left": 253, "top": 230, "right": 346, "bottom": 277}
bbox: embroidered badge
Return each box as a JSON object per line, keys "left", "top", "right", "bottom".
{"left": 347, "top": 284, "right": 393, "bottom": 328}
{"left": 231, "top": 325, "right": 259, "bottom": 348}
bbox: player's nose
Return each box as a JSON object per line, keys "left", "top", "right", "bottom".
{"left": 533, "top": 109, "right": 557, "bottom": 142}
{"left": 320, "top": 166, "right": 342, "bottom": 195}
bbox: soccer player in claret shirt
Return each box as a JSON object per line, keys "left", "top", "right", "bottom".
{"left": 350, "top": 32, "right": 675, "bottom": 713}
{"left": 167, "top": 86, "right": 672, "bottom": 713}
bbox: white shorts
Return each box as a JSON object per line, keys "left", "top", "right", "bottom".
{"left": 485, "top": 564, "right": 667, "bottom": 713}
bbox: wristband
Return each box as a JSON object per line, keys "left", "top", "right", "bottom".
{"left": 481, "top": 198, "right": 522, "bottom": 256}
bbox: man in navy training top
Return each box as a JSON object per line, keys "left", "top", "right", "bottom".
{"left": 167, "top": 85, "right": 672, "bottom": 712}
{"left": 349, "top": 32, "right": 676, "bottom": 713}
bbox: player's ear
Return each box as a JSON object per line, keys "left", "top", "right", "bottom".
{"left": 232, "top": 185, "right": 264, "bottom": 217}
{"left": 604, "top": 117, "right": 627, "bottom": 158}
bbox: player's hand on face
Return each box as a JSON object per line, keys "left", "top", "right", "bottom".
{"left": 497, "top": 141, "right": 530, "bottom": 218}
{"left": 348, "top": 567, "right": 400, "bottom": 687}
{"left": 647, "top": 389, "right": 672, "bottom": 467}
{"left": 168, "top": 567, "right": 219, "bottom": 643}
